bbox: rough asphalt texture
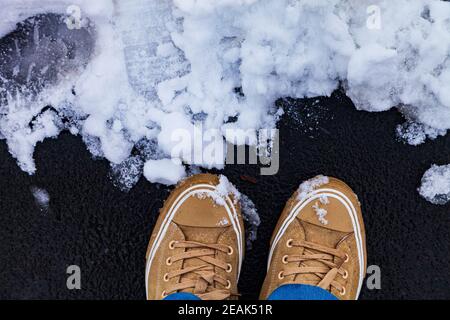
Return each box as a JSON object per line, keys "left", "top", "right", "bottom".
{"left": 1, "top": 18, "right": 450, "bottom": 301}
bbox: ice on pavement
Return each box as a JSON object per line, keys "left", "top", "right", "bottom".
{"left": 2, "top": 0, "right": 450, "bottom": 192}
{"left": 419, "top": 165, "right": 450, "bottom": 205}
{"left": 240, "top": 193, "right": 261, "bottom": 248}
{"left": 109, "top": 155, "right": 144, "bottom": 192}
{"left": 30, "top": 186, "right": 50, "bottom": 212}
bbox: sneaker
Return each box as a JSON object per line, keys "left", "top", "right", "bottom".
{"left": 260, "top": 176, "right": 367, "bottom": 300}
{"left": 145, "top": 174, "right": 245, "bottom": 300}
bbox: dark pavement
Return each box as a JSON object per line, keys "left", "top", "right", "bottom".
{"left": 1, "top": 89, "right": 450, "bottom": 299}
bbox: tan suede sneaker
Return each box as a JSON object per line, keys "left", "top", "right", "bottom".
{"left": 145, "top": 174, "right": 245, "bottom": 300}
{"left": 260, "top": 176, "right": 367, "bottom": 300}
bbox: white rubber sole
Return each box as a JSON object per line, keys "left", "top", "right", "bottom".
{"left": 267, "top": 187, "right": 365, "bottom": 299}
{"left": 145, "top": 183, "right": 244, "bottom": 299}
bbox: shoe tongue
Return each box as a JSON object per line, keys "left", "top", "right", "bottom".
{"left": 177, "top": 225, "right": 227, "bottom": 294}
{"left": 293, "top": 221, "right": 346, "bottom": 285}
{"left": 179, "top": 225, "right": 226, "bottom": 242}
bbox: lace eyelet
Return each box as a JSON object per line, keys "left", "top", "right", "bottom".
{"left": 282, "top": 255, "right": 289, "bottom": 264}
{"left": 169, "top": 241, "right": 177, "bottom": 249}
{"left": 278, "top": 271, "right": 285, "bottom": 280}
{"left": 163, "top": 273, "right": 169, "bottom": 282}
{"left": 225, "top": 280, "right": 231, "bottom": 289}
{"left": 286, "top": 239, "right": 293, "bottom": 248}
{"left": 227, "top": 246, "right": 233, "bottom": 256}
{"left": 161, "top": 290, "right": 167, "bottom": 298}
{"left": 343, "top": 270, "right": 348, "bottom": 279}
{"left": 344, "top": 253, "right": 349, "bottom": 263}
{"left": 340, "top": 287, "right": 346, "bottom": 296}
{"left": 166, "top": 257, "right": 172, "bottom": 266}
{"left": 226, "top": 263, "right": 233, "bottom": 273}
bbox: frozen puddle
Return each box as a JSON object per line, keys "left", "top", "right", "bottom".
{"left": 1, "top": 1, "right": 450, "bottom": 203}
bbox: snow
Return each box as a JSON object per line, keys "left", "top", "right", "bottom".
{"left": 240, "top": 193, "right": 261, "bottom": 248}
{"left": 143, "top": 158, "right": 186, "bottom": 186}
{"left": 297, "top": 175, "right": 330, "bottom": 201}
{"left": 217, "top": 217, "right": 230, "bottom": 227}
{"left": 215, "top": 175, "right": 261, "bottom": 247}
{"left": 109, "top": 156, "right": 144, "bottom": 192}
{"left": 203, "top": 175, "right": 240, "bottom": 207}
{"left": 196, "top": 175, "right": 261, "bottom": 246}
{"left": 312, "top": 202, "right": 329, "bottom": 225}
{"left": 2, "top": 0, "right": 450, "bottom": 191}
{"left": 30, "top": 186, "right": 50, "bottom": 212}
{"left": 396, "top": 121, "right": 447, "bottom": 146}
{"left": 419, "top": 164, "right": 450, "bottom": 205}
{"left": 319, "top": 194, "right": 330, "bottom": 205}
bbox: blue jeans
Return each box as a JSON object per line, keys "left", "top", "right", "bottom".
{"left": 164, "top": 284, "right": 338, "bottom": 300}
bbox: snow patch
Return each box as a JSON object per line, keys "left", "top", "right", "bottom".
{"left": 419, "top": 164, "right": 450, "bottom": 205}
{"left": 3, "top": 1, "right": 450, "bottom": 187}
{"left": 396, "top": 122, "right": 446, "bottom": 146}
{"left": 240, "top": 193, "right": 261, "bottom": 248}
{"left": 143, "top": 158, "right": 186, "bottom": 186}
{"left": 319, "top": 194, "right": 330, "bottom": 205}
{"left": 297, "top": 175, "right": 330, "bottom": 201}
{"left": 312, "top": 201, "right": 328, "bottom": 225}
{"left": 30, "top": 186, "right": 50, "bottom": 212}
{"left": 109, "top": 156, "right": 144, "bottom": 192}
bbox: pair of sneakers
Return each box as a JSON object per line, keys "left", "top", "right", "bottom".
{"left": 145, "top": 174, "right": 367, "bottom": 300}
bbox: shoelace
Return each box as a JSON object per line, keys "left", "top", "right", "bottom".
{"left": 281, "top": 239, "right": 349, "bottom": 295}
{"left": 163, "top": 240, "right": 237, "bottom": 300}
